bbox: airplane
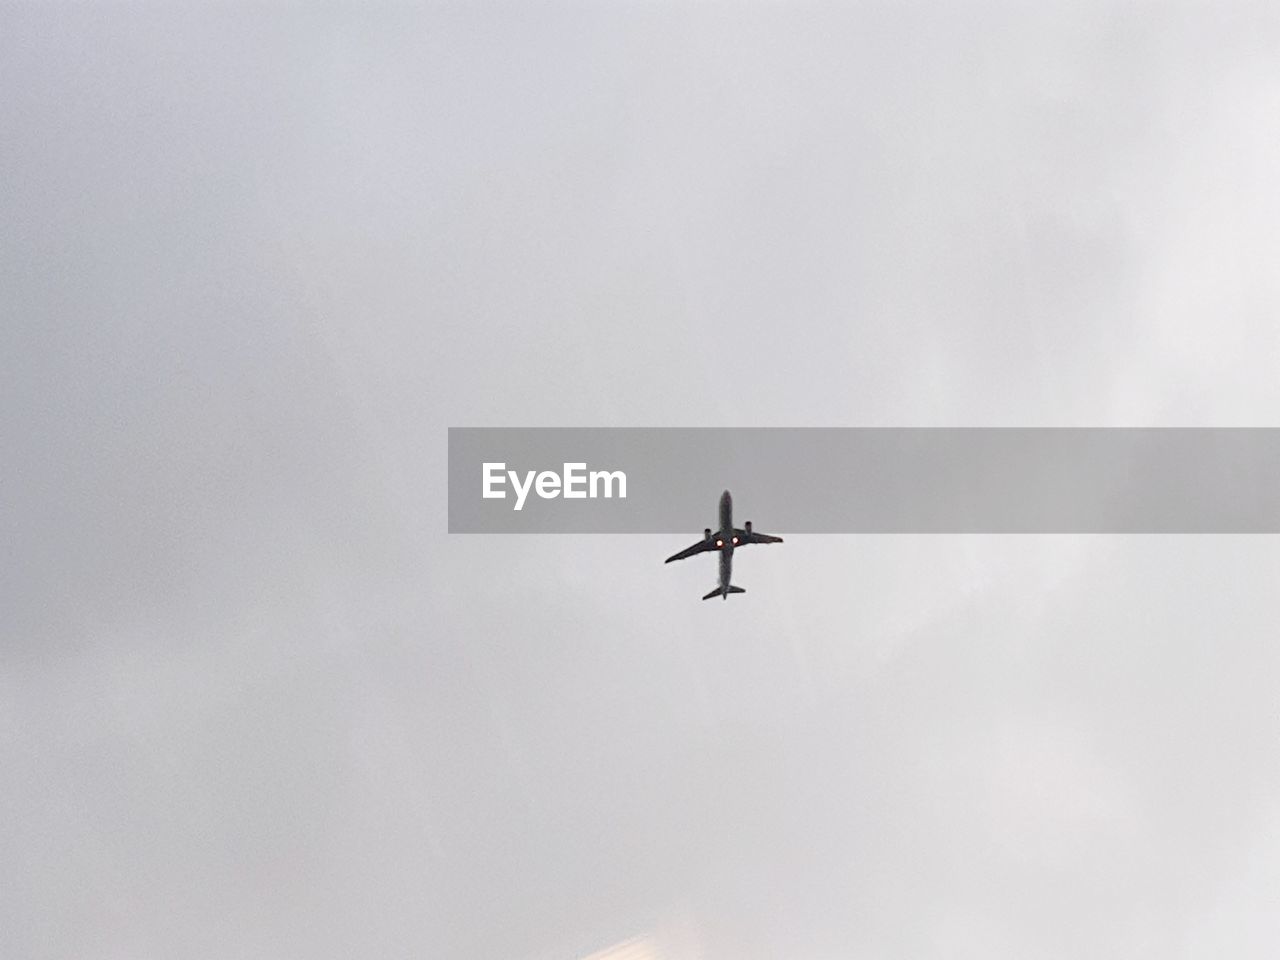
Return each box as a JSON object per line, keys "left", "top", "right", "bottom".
{"left": 664, "top": 490, "right": 784, "bottom": 600}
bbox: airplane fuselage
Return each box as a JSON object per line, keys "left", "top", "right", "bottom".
{"left": 718, "top": 489, "right": 734, "bottom": 594}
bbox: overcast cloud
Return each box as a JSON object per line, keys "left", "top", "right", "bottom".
{"left": 4, "top": 4, "right": 1280, "bottom": 959}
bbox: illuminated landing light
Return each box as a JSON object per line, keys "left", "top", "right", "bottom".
{"left": 732, "top": 537, "right": 739, "bottom": 544}
{"left": 716, "top": 540, "right": 723, "bottom": 547}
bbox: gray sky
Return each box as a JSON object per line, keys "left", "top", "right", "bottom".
{"left": 4, "top": 4, "right": 1280, "bottom": 958}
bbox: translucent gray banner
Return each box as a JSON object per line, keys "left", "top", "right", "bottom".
{"left": 448, "top": 428, "right": 1280, "bottom": 533}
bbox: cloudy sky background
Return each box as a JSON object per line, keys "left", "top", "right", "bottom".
{"left": 4, "top": 4, "right": 1280, "bottom": 958}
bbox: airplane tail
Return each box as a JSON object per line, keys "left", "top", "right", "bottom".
{"left": 702, "top": 585, "right": 746, "bottom": 601}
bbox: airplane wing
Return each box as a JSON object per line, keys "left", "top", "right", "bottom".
{"left": 664, "top": 538, "right": 718, "bottom": 563}
{"left": 733, "top": 529, "right": 784, "bottom": 546}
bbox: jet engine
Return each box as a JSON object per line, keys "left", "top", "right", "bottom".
{"left": 704, "top": 528, "right": 712, "bottom": 540}
{"left": 745, "top": 521, "right": 753, "bottom": 533}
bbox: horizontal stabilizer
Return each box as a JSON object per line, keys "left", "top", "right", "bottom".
{"left": 702, "top": 585, "right": 746, "bottom": 601}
